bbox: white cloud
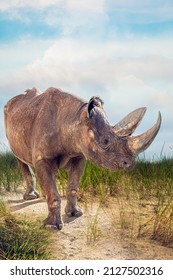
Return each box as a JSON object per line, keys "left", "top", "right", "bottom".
{"left": 12, "top": 37, "right": 173, "bottom": 93}
{"left": 66, "top": 0, "right": 105, "bottom": 14}
{"left": 157, "top": 92, "right": 173, "bottom": 107}
{"left": 0, "top": 0, "right": 104, "bottom": 12}
{"left": 1, "top": 37, "right": 167, "bottom": 149}
{"left": 3, "top": 35, "right": 170, "bottom": 159}
{"left": 0, "top": 0, "right": 62, "bottom": 11}
{"left": 0, "top": 39, "right": 53, "bottom": 88}
{"left": 0, "top": 0, "right": 105, "bottom": 21}
{"left": 0, "top": 0, "right": 107, "bottom": 36}
{"left": 1, "top": 0, "right": 173, "bottom": 30}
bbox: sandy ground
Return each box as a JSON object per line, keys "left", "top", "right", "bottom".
{"left": 3, "top": 192, "right": 173, "bottom": 260}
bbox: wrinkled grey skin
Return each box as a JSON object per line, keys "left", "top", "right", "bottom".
{"left": 4, "top": 87, "right": 161, "bottom": 229}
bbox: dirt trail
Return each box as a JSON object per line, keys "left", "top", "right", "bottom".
{"left": 4, "top": 192, "right": 173, "bottom": 260}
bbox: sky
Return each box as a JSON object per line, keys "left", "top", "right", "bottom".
{"left": 0, "top": 0, "right": 173, "bottom": 160}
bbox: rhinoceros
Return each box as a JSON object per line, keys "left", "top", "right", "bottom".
{"left": 4, "top": 87, "right": 161, "bottom": 229}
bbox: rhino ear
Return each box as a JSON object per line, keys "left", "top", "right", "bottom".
{"left": 88, "top": 96, "right": 104, "bottom": 117}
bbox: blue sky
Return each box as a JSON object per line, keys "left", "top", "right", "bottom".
{"left": 0, "top": 0, "right": 173, "bottom": 160}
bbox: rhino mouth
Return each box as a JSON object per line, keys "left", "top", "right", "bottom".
{"left": 84, "top": 144, "right": 134, "bottom": 170}
{"left": 98, "top": 153, "right": 135, "bottom": 170}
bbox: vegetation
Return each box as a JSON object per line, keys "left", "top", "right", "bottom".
{"left": 0, "top": 199, "right": 50, "bottom": 260}
{"left": 0, "top": 151, "right": 22, "bottom": 192}
{"left": 0, "top": 150, "right": 173, "bottom": 257}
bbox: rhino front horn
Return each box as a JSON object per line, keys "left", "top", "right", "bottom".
{"left": 113, "top": 107, "right": 147, "bottom": 137}
{"left": 128, "top": 112, "right": 162, "bottom": 154}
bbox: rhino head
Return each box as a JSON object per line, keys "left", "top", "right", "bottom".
{"left": 79, "top": 96, "right": 161, "bottom": 170}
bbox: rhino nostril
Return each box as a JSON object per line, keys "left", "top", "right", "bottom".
{"left": 121, "top": 161, "right": 130, "bottom": 168}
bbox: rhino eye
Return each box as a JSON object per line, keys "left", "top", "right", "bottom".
{"left": 100, "top": 137, "right": 110, "bottom": 150}
{"left": 103, "top": 138, "right": 109, "bottom": 145}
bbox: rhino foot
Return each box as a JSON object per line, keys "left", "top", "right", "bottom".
{"left": 43, "top": 213, "right": 63, "bottom": 230}
{"left": 23, "top": 190, "right": 39, "bottom": 200}
{"left": 44, "top": 224, "right": 63, "bottom": 230}
{"left": 65, "top": 205, "right": 83, "bottom": 217}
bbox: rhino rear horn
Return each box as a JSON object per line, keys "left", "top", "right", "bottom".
{"left": 128, "top": 112, "right": 161, "bottom": 155}
{"left": 88, "top": 96, "right": 104, "bottom": 117}
{"left": 113, "top": 107, "right": 147, "bottom": 136}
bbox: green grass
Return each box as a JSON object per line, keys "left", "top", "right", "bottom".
{"left": 1, "top": 150, "right": 173, "bottom": 197}
{"left": 1, "top": 150, "right": 173, "bottom": 249}
{"left": 152, "top": 198, "right": 173, "bottom": 246}
{"left": 129, "top": 158, "right": 173, "bottom": 196}
{"left": 81, "top": 161, "right": 122, "bottom": 196}
{"left": 0, "top": 151, "right": 22, "bottom": 192}
{"left": 0, "top": 199, "right": 50, "bottom": 260}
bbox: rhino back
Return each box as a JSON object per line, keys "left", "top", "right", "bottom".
{"left": 4, "top": 87, "right": 86, "bottom": 165}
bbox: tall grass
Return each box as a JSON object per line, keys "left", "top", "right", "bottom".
{"left": 0, "top": 150, "right": 173, "bottom": 248}
{"left": 0, "top": 151, "right": 22, "bottom": 192}
{"left": 129, "top": 158, "right": 173, "bottom": 197}
{"left": 81, "top": 162, "right": 122, "bottom": 196}
{"left": 0, "top": 200, "right": 50, "bottom": 259}
{"left": 1, "top": 150, "right": 173, "bottom": 198}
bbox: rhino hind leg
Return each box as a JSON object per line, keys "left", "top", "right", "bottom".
{"left": 35, "top": 159, "right": 63, "bottom": 230}
{"left": 65, "top": 157, "right": 85, "bottom": 217}
{"left": 17, "top": 159, "right": 39, "bottom": 200}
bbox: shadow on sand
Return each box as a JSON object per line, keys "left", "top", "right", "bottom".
{"left": 7, "top": 197, "right": 79, "bottom": 224}
{"left": 7, "top": 197, "right": 46, "bottom": 212}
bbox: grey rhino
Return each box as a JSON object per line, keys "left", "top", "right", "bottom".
{"left": 4, "top": 87, "right": 161, "bottom": 229}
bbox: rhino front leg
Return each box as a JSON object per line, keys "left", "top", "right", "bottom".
{"left": 17, "top": 159, "right": 39, "bottom": 200}
{"left": 65, "top": 157, "right": 85, "bottom": 217}
{"left": 35, "top": 159, "right": 63, "bottom": 230}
